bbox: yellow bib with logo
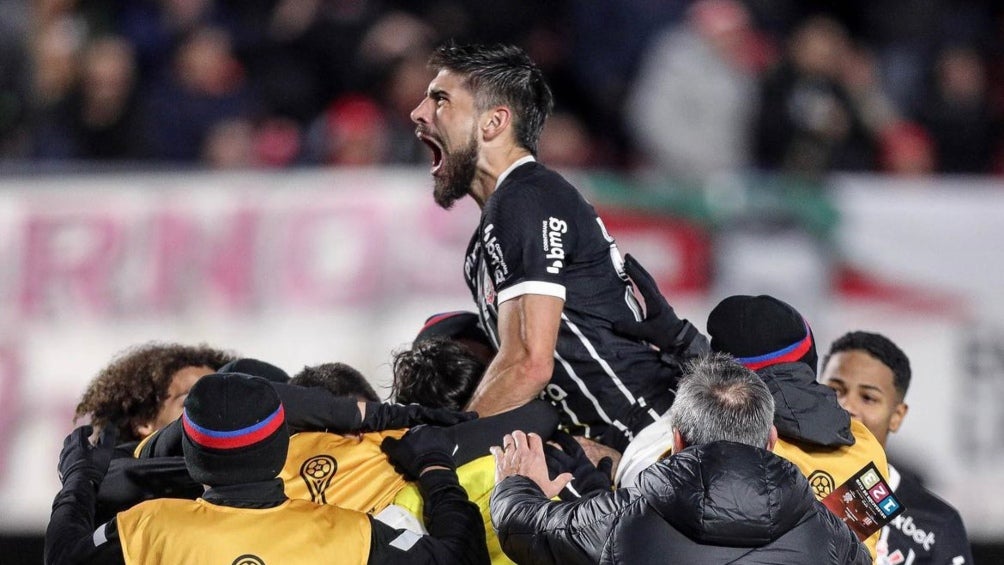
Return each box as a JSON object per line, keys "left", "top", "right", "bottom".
{"left": 116, "top": 497, "right": 371, "bottom": 565}
{"left": 280, "top": 430, "right": 407, "bottom": 514}
{"left": 773, "top": 418, "right": 888, "bottom": 559}
{"left": 393, "top": 454, "right": 510, "bottom": 565}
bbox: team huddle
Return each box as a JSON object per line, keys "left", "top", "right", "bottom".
{"left": 45, "top": 43, "right": 972, "bottom": 565}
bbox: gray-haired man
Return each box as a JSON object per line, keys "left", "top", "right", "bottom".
{"left": 490, "top": 353, "right": 870, "bottom": 565}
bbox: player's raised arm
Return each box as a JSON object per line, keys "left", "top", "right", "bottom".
{"left": 465, "top": 293, "right": 563, "bottom": 416}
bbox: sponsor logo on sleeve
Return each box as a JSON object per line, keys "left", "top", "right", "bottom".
{"left": 482, "top": 224, "right": 509, "bottom": 284}
{"left": 464, "top": 241, "right": 480, "bottom": 283}
{"left": 542, "top": 217, "right": 568, "bottom": 275}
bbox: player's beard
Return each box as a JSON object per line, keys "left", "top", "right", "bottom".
{"left": 433, "top": 131, "right": 478, "bottom": 210}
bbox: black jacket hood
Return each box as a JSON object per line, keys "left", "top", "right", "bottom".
{"left": 758, "top": 361, "right": 854, "bottom": 447}
{"left": 637, "top": 441, "right": 816, "bottom": 546}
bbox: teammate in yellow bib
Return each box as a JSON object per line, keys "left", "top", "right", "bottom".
{"left": 45, "top": 372, "right": 489, "bottom": 565}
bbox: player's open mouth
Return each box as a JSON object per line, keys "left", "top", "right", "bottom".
{"left": 416, "top": 131, "right": 444, "bottom": 174}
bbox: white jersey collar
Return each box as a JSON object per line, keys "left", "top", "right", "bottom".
{"left": 887, "top": 463, "right": 901, "bottom": 492}
{"left": 495, "top": 155, "right": 536, "bottom": 190}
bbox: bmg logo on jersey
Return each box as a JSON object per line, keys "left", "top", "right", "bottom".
{"left": 543, "top": 217, "right": 568, "bottom": 274}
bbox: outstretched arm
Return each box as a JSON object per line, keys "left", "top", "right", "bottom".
{"left": 138, "top": 385, "right": 476, "bottom": 458}
{"left": 465, "top": 294, "right": 563, "bottom": 416}
{"left": 446, "top": 400, "right": 559, "bottom": 466}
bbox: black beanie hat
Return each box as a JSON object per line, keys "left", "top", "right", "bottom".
{"left": 219, "top": 358, "right": 291, "bottom": 384}
{"left": 707, "top": 295, "right": 818, "bottom": 373}
{"left": 414, "top": 311, "right": 492, "bottom": 349}
{"left": 182, "top": 373, "right": 289, "bottom": 486}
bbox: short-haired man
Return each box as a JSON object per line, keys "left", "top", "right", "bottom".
{"left": 490, "top": 354, "right": 870, "bottom": 564}
{"left": 291, "top": 362, "right": 380, "bottom": 402}
{"left": 45, "top": 373, "right": 490, "bottom": 564}
{"left": 411, "top": 42, "right": 697, "bottom": 452}
{"left": 822, "top": 331, "right": 973, "bottom": 565}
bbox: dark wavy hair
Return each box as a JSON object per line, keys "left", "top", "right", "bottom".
{"left": 391, "top": 338, "right": 487, "bottom": 410}
{"left": 75, "top": 342, "right": 237, "bottom": 442}
{"left": 290, "top": 362, "right": 380, "bottom": 402}
{"left": 429, "top": 41, "right": 554, "bottom": 155}
{"left": 823, "top": 331, "right": 912, "bottom": 399}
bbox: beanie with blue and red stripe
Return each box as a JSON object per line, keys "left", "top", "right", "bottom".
{"left": 182, "top": 373, "right": 289, "bottom": 486}
{"left": 706, "top": 295, "right": 818, "bottom": 374}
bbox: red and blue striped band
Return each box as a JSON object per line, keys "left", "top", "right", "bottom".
{"left": 735, "top": 321, "right": 813, "bottom": 371}
{"left": 182, "top": 404, "right": 285, "bottom": 450}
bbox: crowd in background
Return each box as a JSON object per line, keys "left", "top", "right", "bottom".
{"left": 2, "top": 0, "right": 1003, "bottom": 176}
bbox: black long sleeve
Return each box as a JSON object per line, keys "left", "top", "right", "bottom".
{"left": 271, "top": 382, "right": 362, "bottom": 431}
{"left": 45, "top": 474, "right": 124, "bottom": 565}
{"left": 491, "top": 475, "right": 622, "bottom": 565}
{"left": 367, "top": 468, "right": 489, "bottom": 564}
{"left": 139, "top": 384, "right": 362, "bottom": 458}
{"left": 95, "top": 456, "right": 201, "bottom": 522}
{"left": 447, "top": 399, "right": 559, "bottom": 465}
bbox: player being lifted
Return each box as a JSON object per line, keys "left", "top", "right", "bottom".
{"left": 410, "top": 42, "right": 703, "bottom": 452}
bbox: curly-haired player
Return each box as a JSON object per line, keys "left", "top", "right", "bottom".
{"left": 75, "top": 342, "right": 236, "bottom": 443}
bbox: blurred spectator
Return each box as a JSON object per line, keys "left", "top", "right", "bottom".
{"left": 841, "top": 45, "right": 900, "bottom": 138}
{"left": 8, "top": 0, "right": 1004, "bottom": 175}
{"left": 381, "top": 53, "right": 435, "bottom": 164}
{"left": 305, "top": 94, "right": 389, "bottom": 166}
{"left": 357, "top": 11, "right": 435, "bottom": 78}
{"left": 201, "top": 117, "right": 254, "bottom": 169}
{"left": 33, "top": 36, "right": 147, "bottom": 160}
{"left": 538, "top": 111, "right": 596, "bottom": 169}
{"left": 0, "top": 12, "right": 31, "bottom": 155}
{"left": 252, "top": 117, "right": 303, "bottom": 168}
{"left": 116, "top": 0, "right": 239, "bottom": 84}
{"left": 247, "top": 0, "right": 379, "bottom": 124}
{"left": 142, "top": 26, "right": 257, "bottom": 162}
{"left": 918, "top": 45, "right": 1001, "bottom": 174}
{"left": 753, "top": 16, "right": 875, "bottom": 175}
{"left": 877, "top": 121, "right": 935, "bottom": 176}
{"left": 567, "top": 0, "right": 686, "bottom": 164}
{"left": 626, "top": 0, "right": 764, "bottom": 178}
{"left": 858, "top": 0, "right": 998, "bottom": 117}
{"left": 33, "top": 18, "right": 84, "bottom": 110}
{"left": 354, "top": 11, "right": 435, "bottom": 165}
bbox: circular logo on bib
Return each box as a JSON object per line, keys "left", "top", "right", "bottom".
{"left": 808, "top": 470, "right": 836, "bottom": 498}
{"left": 300, "top": 455, "right": 338, "bottom": 504}
{"left": 302, "top": 455, "right": 336, "bottom": 480}
{"left": 232, "top": 555, "right": 265, "bottom": 565}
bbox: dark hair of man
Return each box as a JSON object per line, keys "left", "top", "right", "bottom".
{"left": 391, "top": 337, "right": 487, "bottom": 411}
{"left": 822, "top": 331, "right": 912, "bottom": 399}
{"left": 429, "top": 41, "right": 554, "bottom": 155}
{"left": 75, "top": 342, "right": 237, "bottom": 443}
{"left": 290, "top": 362, "right": 380, "bottom": 402}
{"left": 669, "top": 353, "right": 775, "bottom": 449}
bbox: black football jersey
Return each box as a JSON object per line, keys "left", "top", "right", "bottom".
{"left": 464, "top": 159, "right": 680, "bottom": 451}
{"left": 877, "top": 464, "right": 973, "bottom": 565}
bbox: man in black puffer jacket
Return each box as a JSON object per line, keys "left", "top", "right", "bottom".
{"left": 490, "top": 353, "right": 871, "bottom": 565}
